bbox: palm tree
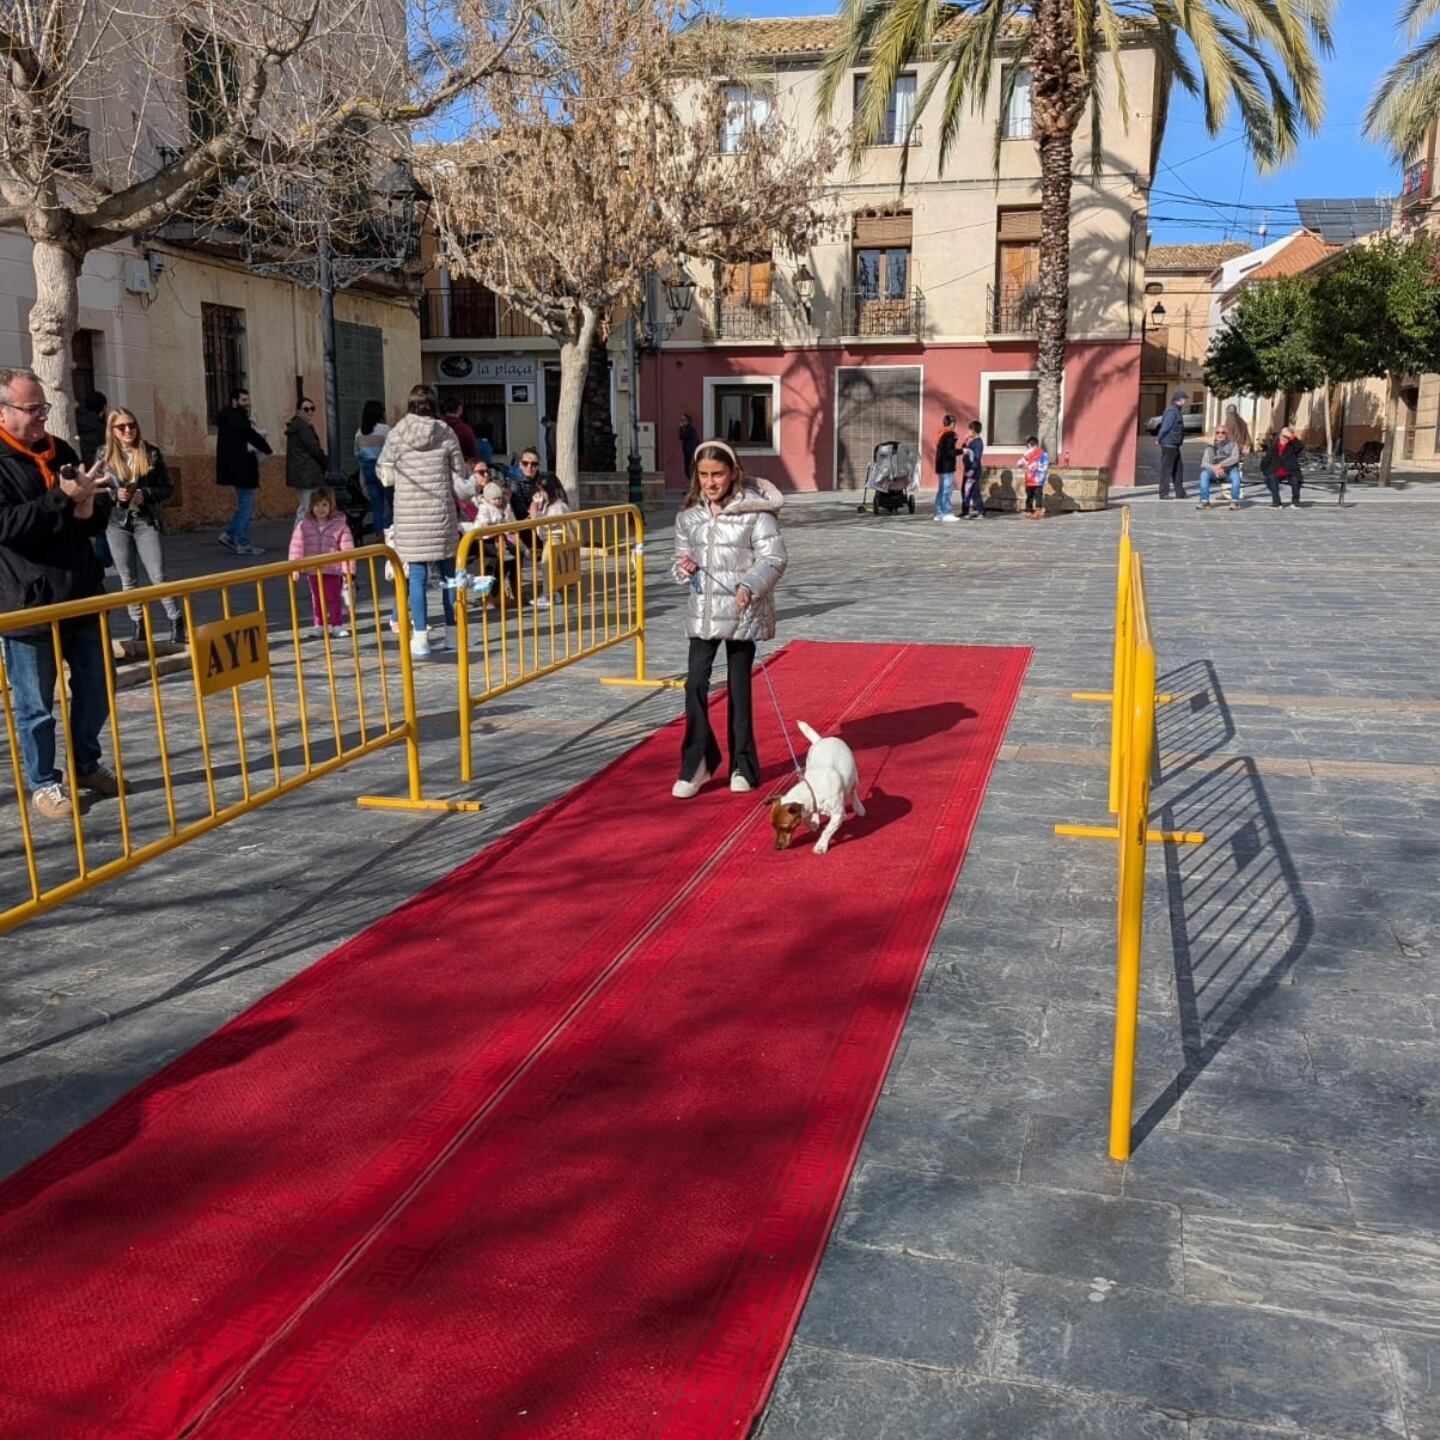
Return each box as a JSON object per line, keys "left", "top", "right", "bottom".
{"left": 821, "top": 1, "right": 1333, "bottom": 458}
{"left": 1365, "top": 1, "right": 1440, "bottom": 163}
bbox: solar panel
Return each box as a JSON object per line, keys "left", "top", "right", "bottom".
{"left": 1294, "top": 198, "right": 1393, "bottom": 244}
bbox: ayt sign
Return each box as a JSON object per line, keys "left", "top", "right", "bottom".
{"left": 192, "top": 613, "right": 269, "bottom": 696}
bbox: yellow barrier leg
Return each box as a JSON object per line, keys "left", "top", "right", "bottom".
{"left": 1055, "top": 824, "right": 1205, "bottom": 845}
{"left": 357, "top": 549, "right": 483, "bottom": 814}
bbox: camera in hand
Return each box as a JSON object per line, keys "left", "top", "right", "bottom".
{"left": 58, "top": 463, "right": 79, "bottom": 481}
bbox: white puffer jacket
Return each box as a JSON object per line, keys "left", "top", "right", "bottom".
{"left": 377, "top": 414, "right": 469, "bottom": 563}
{"left": 672, "top": 479, "right": 786, "bottom": 641}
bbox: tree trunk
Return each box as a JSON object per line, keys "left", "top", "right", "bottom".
{"left": 554, "top": 305, "right": 600, "bottom": 495}
{"left": 1322, "top": 376, "right": 1334, "bottom": 471}
{"left": 1379, "top": 371, "right": 1401, "bottom": 487}
{"left": 581, "top": 327, "right": 616, "bottom": 472}
{"left": 26, "top": 233, "right": 85, "bottom": 453}
{"left": 1034, "top": 121, "right": 1076, "bottom": 459}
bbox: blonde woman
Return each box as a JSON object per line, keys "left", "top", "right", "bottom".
{"left": 100, "top": 408, "right": 184, "bottom": 645}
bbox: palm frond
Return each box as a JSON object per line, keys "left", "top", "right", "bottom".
{"left": 1366, "top": 4, "right": 1440, "bottom": 161}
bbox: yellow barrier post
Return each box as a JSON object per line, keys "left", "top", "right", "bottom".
{"left": 1110, "top": 556, "right": 1157, "bottom": 1161}
{"left": 0, "top": 544, "right": 477, "bottom": 935}
{"left": 600, "top": 508, "right": 682, "bottom": 693}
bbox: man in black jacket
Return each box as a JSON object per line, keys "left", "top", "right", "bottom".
{"left": 0, "top": 367, "right": 119, "bottom": 822}
{"left": 933, "top": 414, "right": 959, "bottom": 522}
{"left": 215, "top": 387, "right": 271, "bottom": 555}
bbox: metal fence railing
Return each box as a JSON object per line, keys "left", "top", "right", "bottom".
{"left": 1053, "top": 510, "right": 1205, "bottom": 1160}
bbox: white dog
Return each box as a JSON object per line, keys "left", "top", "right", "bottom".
{"left": 769, "top": 721, "right": 866, "bottom": 855}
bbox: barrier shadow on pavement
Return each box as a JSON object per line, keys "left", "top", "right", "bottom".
{"left": 1133, "top": 666, "right": 1313, "bottom": 1148}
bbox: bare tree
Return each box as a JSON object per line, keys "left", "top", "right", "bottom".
{"left": 424, "top": 0, "right": 838, "bottom": 490}
{"left": 0, "top": 0, "right": 521, "bottom": 442}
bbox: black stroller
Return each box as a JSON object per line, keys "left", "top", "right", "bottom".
{"left": 857, "top": 441, "right": 921, "bottom": 515}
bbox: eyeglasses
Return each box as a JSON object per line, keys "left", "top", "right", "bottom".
{"left": 520, "top": 460, "right": 539, "bottom": 469}
{"left": 113, "top": 422, "right": 138, "bottom": 432}
{"left": 301, "top": 405, "right": 316, "bottom": 413}
{"left": 0, "top": 400, "right": 51, "bottom": 417}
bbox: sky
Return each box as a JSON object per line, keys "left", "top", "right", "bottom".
{"left": 726, "top": 0, "right": 1409, "bottom": 248}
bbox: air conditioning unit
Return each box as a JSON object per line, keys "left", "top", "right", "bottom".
{"left": 122, "top": 258, "right": 153, "bottom": 296}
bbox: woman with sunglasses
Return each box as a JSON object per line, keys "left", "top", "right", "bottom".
{"left": 100, "top": 408, "right": 184, "bottom": 645}
{"left": 285, "top": 397, "right": 328, "bottom": 523}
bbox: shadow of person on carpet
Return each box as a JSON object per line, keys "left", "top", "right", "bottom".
{"left": 1, "top": 1017, "right": 296, "bottom": 1209}
{"left": 839, "top": 701, "right": 978, "bottom": 753}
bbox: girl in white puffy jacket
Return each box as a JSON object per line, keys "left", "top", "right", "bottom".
{"left": 670, "top": 440, "right": 786, "bottom": 799}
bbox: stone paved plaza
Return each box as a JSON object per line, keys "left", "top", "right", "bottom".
{"left": 4, "top": 481, "right": 1440, "bottom": 1439}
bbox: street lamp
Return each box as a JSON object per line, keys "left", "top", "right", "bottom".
{"left": 627, "top": 268, "right": 694, "bottom": 509}
{"left": 1147, "top": 300, "right": 1167, "bottom": 329}
{"left": 794, "top": 263, "right": 815, "bottom": 322}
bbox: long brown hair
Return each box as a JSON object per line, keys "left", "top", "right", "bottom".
{"left": 682, "top": 441, "right": 748, "bottom": 509}
{"left": 102, "top": 408, "right": 151, "bottom": 480}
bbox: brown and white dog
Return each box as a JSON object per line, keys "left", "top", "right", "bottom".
{"left": 770, "top": 721, "right": 866, "bottom": 854}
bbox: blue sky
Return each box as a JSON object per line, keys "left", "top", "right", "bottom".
{"left": 727, "top": 0, "right": 1407, "bottom": 247}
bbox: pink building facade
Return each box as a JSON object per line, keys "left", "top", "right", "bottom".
{"left": 645, "top": 339, "right": 1142, "bottom": 493}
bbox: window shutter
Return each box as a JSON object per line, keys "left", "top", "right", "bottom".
{"left": 997, "top": 209, "right": 1042, "bottom": 243}
{"left": 853, "top": 212, "right": 913, "bottom": 246}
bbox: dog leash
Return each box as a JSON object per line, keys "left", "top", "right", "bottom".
{"left": 688, "top": 560, "right": 804, "bottom": 780}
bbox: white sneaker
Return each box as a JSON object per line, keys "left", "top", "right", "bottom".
{"left": 671, "top": 763, "right": 711, "bottom": 799}
{"left": 932, "top": 513, "right": 942, "bottom": 522}
{"left": 410, "top": 631, "right": 431, "bottom": 659}
{"left": 330, "top": 626, "right": 350, "bottom": 639}
{"left": 730, "top": 774, "right": 753, "bottom": 793}
{"left": 940, "top": 514, "right": 960, "bottom": 524}
{"left": 388, "top": 616, "right": 402, "bottom": 634}
{"left": 534, "top": 596, "right": 550, "bottom": 609}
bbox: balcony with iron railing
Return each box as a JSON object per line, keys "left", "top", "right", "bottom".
{"left": 420, "top": 287, "right": 544, "bottom": 341}
{"left": 1402, "top": 161, "right": 1432, "bottom": 208}
{"left": 986, "top": 284, "right": 1040, "bottom": 337}
{"left": 840, "top": 286, "right": 924, "bottom": 339}
{"left": 705, "top": 298, "right": 800, "bottom": 343}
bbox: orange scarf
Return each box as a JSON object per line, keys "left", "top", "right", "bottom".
{"left": 0, "top": 425, "right": 59, "bottom": 489}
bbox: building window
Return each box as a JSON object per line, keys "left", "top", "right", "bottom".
{"left": 721, "top": 84, "right": 772, "bottom": 154}
{"left": 71, "top": 330, "right": 99, "bottom": 408}
{"left": 183, "top": 29, "right": 238, "bottom": 144}
{"left": 201, "top": 303, "right": 247, "bottom": 427}
{"left": 1002, "top": 68, "right": 1033, "bottom": 140}
{"left": 710, "top": 380, "right": 777, "bottom": 451}
{"left": 854, "top": 72, "right": 916, "bottom": 146}
{"left": 994, "top": 207, "right": 1041, "bottom": 332}
{"left": 987, "top": 378, "right": 1040, "bottom": 449}
{"left": 855, "top": 247, "right": 909, "bottom": 300}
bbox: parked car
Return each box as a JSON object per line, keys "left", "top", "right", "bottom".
{"left": 1146, "top": 403, "right": 1206, "bottom": 436}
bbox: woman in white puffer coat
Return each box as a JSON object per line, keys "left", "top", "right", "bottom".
{"left": 378, "top": 384, "right": 470, "bottom": 657}
{"left": 671, "top": 440, "right": 787, "bottom": 798}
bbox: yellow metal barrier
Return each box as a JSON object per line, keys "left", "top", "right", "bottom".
{"left": 453, "top": 503, "right": 679, "bottom": 785}
{"left": 0, "top": 545, "right": 476, "bottom": 936}
{"left": 1054, "top": 517, "right": 1203, "bottom": 1160}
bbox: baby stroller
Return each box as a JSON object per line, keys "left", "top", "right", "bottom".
{"left": 340, "top": 470, "right": 372, "bottom": 546}
{"left": 857, "top": 440, "right": 920, "bottom": 515}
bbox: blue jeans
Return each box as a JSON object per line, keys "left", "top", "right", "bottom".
{"left": 959, "top": 472, "right": 985, "bottom": 516}
{"left": 365, "top": 479, "right": 392, "bottom": 535}
{"left": 1199, "top": 466, "right": 1241, "bottom": 504}
{"left": 2, "top": 622, "right": 109, "bottom": 790}
{"left": 221, "top": 488, "right": 257, "bottom": 546}
{"left": 407, "top": 559, "right": 455, "bottom": 632}
{"left": 934, "top": 472, "right": 955, "bottom": 517}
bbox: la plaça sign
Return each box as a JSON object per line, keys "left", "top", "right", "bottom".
{"left": 435, "top": 355, "right": 538, "bottom": 386}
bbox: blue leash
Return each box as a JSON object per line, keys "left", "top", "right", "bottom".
{"left": 690, "top": 561, "right": 804, "bottom": 780}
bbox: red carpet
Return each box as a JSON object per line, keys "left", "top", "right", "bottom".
{"left": 0, "top": 640, "right": 1028, "bottom": 1439}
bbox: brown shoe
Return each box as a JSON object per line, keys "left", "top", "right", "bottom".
{"left": 31, "top": 784, "right": 73, "bottom": 821}
{"left": 75, "top": 765, "right": 123, "bottom": 797}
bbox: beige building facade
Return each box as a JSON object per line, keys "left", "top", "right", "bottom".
{"left": 648, "top": 17, "right": 1166, "bottom": 490}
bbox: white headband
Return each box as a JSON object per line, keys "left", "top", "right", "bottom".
{"left": 696, "top": 439, "right": 739, "bottom": 466}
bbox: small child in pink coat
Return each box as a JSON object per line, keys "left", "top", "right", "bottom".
{"left": 289, "top": 487, "right": 355, "bottom": 635}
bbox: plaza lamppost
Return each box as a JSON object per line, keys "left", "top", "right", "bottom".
{"left": 243, "top": 161, "right": 425, "bottom": 491}
{"left": 794, "top": 263, "right": 815, "bottom": 324}
{"left": 626, "top": 268, "right": 695, "bottom": 508}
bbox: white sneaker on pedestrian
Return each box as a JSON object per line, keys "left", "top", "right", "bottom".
{"left": 330, "top": 626, "right": 350, "bottom": 639}
{"left": 730, "top": 774, "right": 753, "bottom": 793}
{"left": 410, "top": 631, "right": 431, "bottom": 659}
{"left": 671, "top": 763, "right": 710, "bottom": 799}
{"left": 31, "top": 783, "right": 72, "bottom": 821}
{"left": 940, "top": 514, "right": 960, "bottom": 524}
{"left": 534, "top": 596, "right": 550, "bottom": 609}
